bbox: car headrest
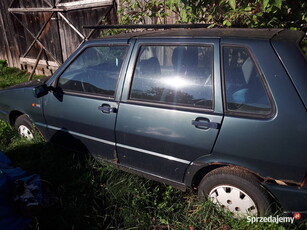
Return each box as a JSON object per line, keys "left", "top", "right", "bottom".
{"left": 241, "top": 57, "right": 254, "bottom": 84}
{"left": 140, "top": 57, "right": 161, "bottom": 76}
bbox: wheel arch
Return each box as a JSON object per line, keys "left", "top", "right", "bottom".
{"left": 197, "top": 165, "right": 275, "bottom": 216}
{"left": 188, "top": 164, "right": 226, "bottom": 189}
{"left": 9, "top": 110, "right": 25, "bottom": 126}
{"left": 186, "top": 162, "right": 273, "bottom": 189}
{"left": 9, "top": 110, "right": 47, "bottom": 141}
{"left": 186, "top": 162, "right": 281, "bottom": 211}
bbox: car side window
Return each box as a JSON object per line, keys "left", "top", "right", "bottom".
{"left": 130, "top": 45, "right": 213, "bottom": 109}
{"left": 58, "top": 46, "right": 127, "bottom": 97}
{"left": 223, "top": 47, "right": 272, "bottom": 116}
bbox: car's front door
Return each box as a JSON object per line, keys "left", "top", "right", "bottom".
{"left": 116, "top": 39, "right": 223, "bottom": 182}
{"left": 39, "top": 43, "right": 129, "bottom": 160}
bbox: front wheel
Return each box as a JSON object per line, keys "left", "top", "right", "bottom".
{"left": 198, "top": 166, "right": 272, "bottom": 217}
{"left": 14, "top": 115, "right": 35, "bottom": 140}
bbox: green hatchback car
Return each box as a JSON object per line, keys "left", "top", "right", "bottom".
{"left": 0, "top": 28, "right": 306, "bottom": 219}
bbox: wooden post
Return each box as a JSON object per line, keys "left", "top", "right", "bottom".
{"left": 43, "top": 0, "right": 53, "bottom": 8}
{"left": 28, "top": 47, "right": 43, "bottom": 81}
{"left": 4, "top": 0, "right": 115, "bottom": 72}
{"left": 86, "top": 5, "right": 113, "bottom": 40}
{"left": 58, "top": 12, "right": 86, "bottom": 40}
{"left": 11, "top": 13, "right": 61, "bottom": 66}
{"left": 23, "top": 12, "right": 54, "bottom": 57}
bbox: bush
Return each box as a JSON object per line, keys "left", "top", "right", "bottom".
{"left": 0, "top": 60, "right": 7, "bottom": 68}
{"left": 0, "top": 120, "right": 16, "bottom": 150}
{"left": 119, "top": 0, "right": 307, "bottom": 29}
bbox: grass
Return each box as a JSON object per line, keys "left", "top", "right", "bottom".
{"left": 1, "top": 61, "right": 306, "bottom": 229}
{"left": 0, "top": 60, "right": 43, "bottom": 89}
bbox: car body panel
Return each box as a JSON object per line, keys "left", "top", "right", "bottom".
{"left": 116, "top": 103, "right": 223, "bottom": 181}
{"left": 264, "top": 183, "right": 307, "bottom": 213}
{"left": 39, "top": 92, "right": 118, "bottom": 159}
{"left": 115, "top": 38, "right": 223, "bottom": 182}
{"left": 271, "top": 35, "right": 307, "bottom": 109}
{"left": 209, "top": 38, "right": 307, "bottom": 184}
{"left": 0, "top": 87, "right": 45, "bottom": 127}
{"left": 0, "top": 28, "right": 306, "bottom": 217}
{"left": 37, "top": 39, "right": 133, "bottom": 159}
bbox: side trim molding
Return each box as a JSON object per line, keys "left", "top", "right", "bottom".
{"left": 0, "top": 110, "right": 8, "bottom": 115}
{"left": 35, "top": 122, "right": 191, "bottom": 165}
{"left": 35, "top": 122, "right": 115, "bottom": 146}
{"left": 117, "top": 143, "right": 191, "bottom": 165}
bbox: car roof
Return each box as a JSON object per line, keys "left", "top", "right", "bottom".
{"left": 95, "top": 28, "right": 285, "bottom": 40}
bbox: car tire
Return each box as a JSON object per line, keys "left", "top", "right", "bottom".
{"left": 198, "top": 166, "right": 272, "bottom": 217}
{"left": 14, "top": 114, "right": 35, "bottom": 140}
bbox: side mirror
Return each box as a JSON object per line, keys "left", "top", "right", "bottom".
{"left": 33, "top": 84, "right": 50, "bottom": 98}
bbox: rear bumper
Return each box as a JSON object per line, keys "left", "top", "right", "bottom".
{"left": 264, "top": 183, "right": 307, "bottom": 221}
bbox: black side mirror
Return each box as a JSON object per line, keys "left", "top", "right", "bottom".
{"left": 33, "top": 84, "right": 50, "bottom": 98}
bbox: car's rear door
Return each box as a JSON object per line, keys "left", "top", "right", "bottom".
{"left": 115, "top": 38, "right": 223, "bottom": 183}
{"left": 38, "top": 40, "right": 131, "bottom": 160}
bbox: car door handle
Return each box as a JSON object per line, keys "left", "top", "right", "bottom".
{"left": 192, "top": 118, "right": 220, "bottom": 130}
{"left": 98, "top": 104, "right": 117, "bottom": 114}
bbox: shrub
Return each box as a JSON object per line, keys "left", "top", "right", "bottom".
{"left": 0, "top": 60, "right": 7, "bottom": 68}
{"left": 0, "top": 120, "right": 16, "bottom": 150}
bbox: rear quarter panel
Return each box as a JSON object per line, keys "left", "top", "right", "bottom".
{"left": 211, "top": 38, "right": 307, "bottom": 184}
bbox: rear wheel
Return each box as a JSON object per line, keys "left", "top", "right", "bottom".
{"left": 14, "top": 115, "right": 35, "bottom": 140}
{"left": 198, "top": 166, "right": 272, "bottom": 217}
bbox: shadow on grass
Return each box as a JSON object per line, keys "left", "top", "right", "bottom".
{"left": 5, "top": 142, "right": 109, "bottom": 230}
{"left": 4, "top": 142, "right": 307, "bottom": 230}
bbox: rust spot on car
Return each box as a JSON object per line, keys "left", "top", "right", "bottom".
{"left": 206, "top": 162, "right": 303, "bottom": 187}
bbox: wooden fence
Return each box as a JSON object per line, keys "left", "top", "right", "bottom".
{"left": 0, "top": 0, "right": 118, "bottom": 75}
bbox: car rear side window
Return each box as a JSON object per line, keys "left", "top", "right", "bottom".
{"left": 130, "top": 45, "right": 213, "bottom": 109}
{"left": 223, "top": 46, "right": 272, "bottom": 116}
{"left": 58, "top": 46, "right": 127, "bottom": 97}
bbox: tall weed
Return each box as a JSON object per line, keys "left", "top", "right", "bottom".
{"left": 0, "top": 120, "right": 16, "bottom": 150}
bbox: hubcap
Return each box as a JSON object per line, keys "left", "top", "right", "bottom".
{"left": 209, "top": 185, "right": 258, "bottom": 216}
{"left": 18, "top": 125, "right": 34, "bottom": 140}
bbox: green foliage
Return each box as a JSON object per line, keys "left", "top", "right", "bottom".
{"left": 0, "top": 60, "right": 7, "bottom": 68}
{"left": 119, "top": 0, "right": 170, "bottom": 25}
{"left": 117, "top": 0, "right": 307, "bottom": 29}
{"left": 301, "top": 36, "right": 307, "bottom": 54}
{"left": 2, "top": 136, "right": 306, "bottom": 229}
{"left": 0, "top": 120, "right": 16, "bottom": 149}
{"left": 0, "top": 60, "right": 43, "bottom": 89}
